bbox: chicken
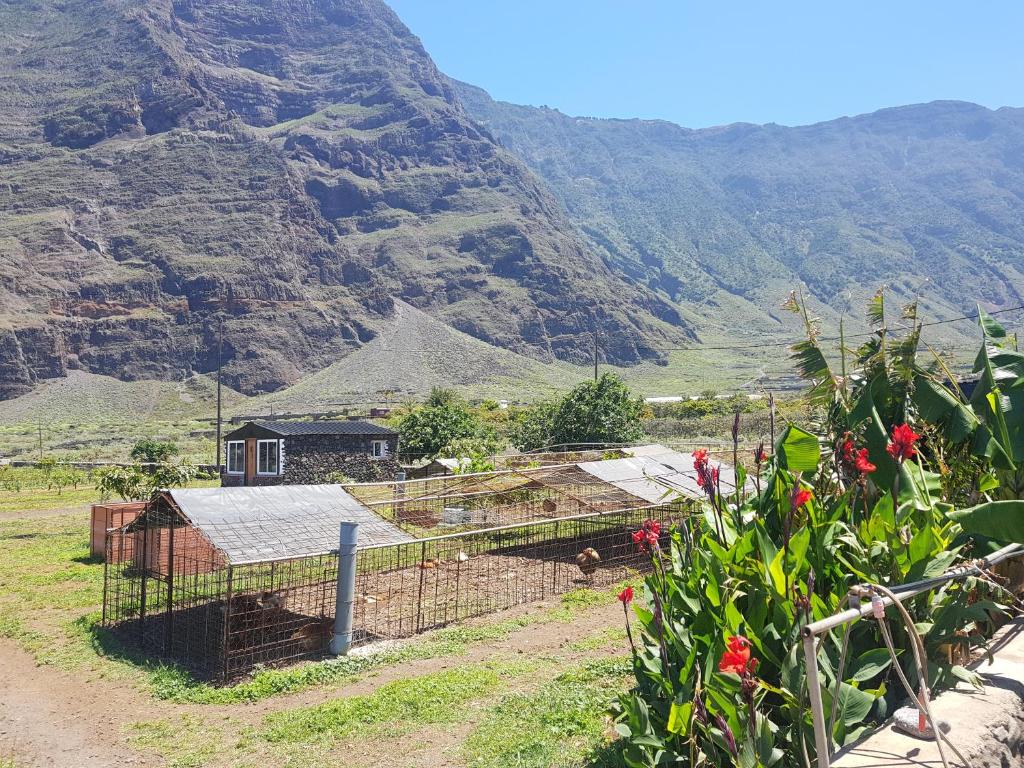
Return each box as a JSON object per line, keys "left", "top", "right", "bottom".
{"left": 542, "top": 498, "right": 558, "bottom": 515}
{"left": 420, "top": 558, "right": 437, "bottom": 569}
{"left": 291, "top": 620, "right": 333, "bottom": 652}
{"left": 576, "top": 548, "right": 601, "bottom": 578}
{"left": 456, "top": 551, "right": 470, "bottom": 563}
{"left": 258, "top": 590, "right": 286, "bottom": 612}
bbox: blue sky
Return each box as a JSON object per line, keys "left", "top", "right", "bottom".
{"left": 386, "top": 1, "right": 1024, "bottom": 128}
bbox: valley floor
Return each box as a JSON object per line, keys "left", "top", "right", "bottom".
{"left": 0, "top": 501, "right": 632, "bottom": 768}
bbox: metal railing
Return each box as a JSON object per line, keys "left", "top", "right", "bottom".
{"left": 801, "top": 542, "right": 1024, "bottom": 768}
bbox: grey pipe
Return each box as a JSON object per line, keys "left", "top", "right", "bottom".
{"left": 330, "top": 521, "right": 359, "bottom": 656}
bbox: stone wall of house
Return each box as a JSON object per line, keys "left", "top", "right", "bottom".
{"left": 282, "top": 434, "right": 400, "bottom": 484}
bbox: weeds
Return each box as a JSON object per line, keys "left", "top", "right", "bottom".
{"left": 261, "top": 663, "right": 520, "bottom": 744}
{"left": 463, "top": 657, "right": 631, "bottom": 768}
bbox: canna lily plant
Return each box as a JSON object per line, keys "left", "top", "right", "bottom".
{"left": 612, "top": 294, "right": 1023, "bottom": 768}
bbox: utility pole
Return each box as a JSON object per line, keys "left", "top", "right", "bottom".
{"left": 37, "top": 417, "right": 43, "bottom": 461}
{"left": 592, "top": 331, "right": 600, "bottom": 382}
{"left": 215, "top": 315, "right": 223, "bottom": 471}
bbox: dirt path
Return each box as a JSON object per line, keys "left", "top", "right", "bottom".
{"left": 0, "top": 641, "right": 167, "bottom": 767}
{"left": 0, "top": 597, "right": 629, "bottom": 767}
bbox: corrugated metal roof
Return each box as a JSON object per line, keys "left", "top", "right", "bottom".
{"left": 248, "top": 420, "right": 396, "bottom": 437}
{"left": 166, "top": 485, "right": 413, "bottom": 564}
{"left": 631, "top": 444, "right": 753, "bottom": 494}
{"left": 576, "top": 456, "right": 689, "bottom": 504}
{"left": 577, "top": 444, "right": 753, "bottom": 502}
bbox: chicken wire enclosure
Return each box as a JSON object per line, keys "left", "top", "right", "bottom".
{"left": 101, "top": 449, "right": 737, "bottom": 682}
{"left": 346, "top": 463, "right": 669, "bottom": 533}
{"left": 102, "top": 485, "right": 413, "bottom": 680}
{"left": 351, "top": 503, "right": 686, "bottom": 644}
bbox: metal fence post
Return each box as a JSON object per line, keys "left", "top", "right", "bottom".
{"left": 330, "top": 521, "right": 359, "bottom": 656}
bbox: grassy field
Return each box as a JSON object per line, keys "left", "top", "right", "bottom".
{"left": 0, "top": 496, "right": 639, "bottom": 767}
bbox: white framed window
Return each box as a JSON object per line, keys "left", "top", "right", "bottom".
{"left": 257, "top": 439, "right": 281, "bottom": 475}
{"left": 226, "top": 441, "right": 245, "bottom": 474}
{"left": 371, "top": 440, "right": 388, "bottom": 459}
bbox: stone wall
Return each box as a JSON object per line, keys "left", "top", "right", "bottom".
{"left": 282, "top": 434, "right": 400, "bottom": 484}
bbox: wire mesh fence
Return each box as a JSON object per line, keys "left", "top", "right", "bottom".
{"left": 103, "top": 496, "right": 690, "bottom": 681}
{"left": 345, "top": 463, "right": 665, "bottom": 534}
{"left": 103, "top": 498, "right": 339, "bottom": 679}
{"left": 352, "top": 503, "right": 684, "bottom": 643}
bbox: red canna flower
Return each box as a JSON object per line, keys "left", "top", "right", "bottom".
{"left": 617, "top": 586, "right": 634, "bottom": 604}
{"left": 886, "top": 424, "right": 920, "bottom": 463}
{"left": 854, "top": 448, "right": 876, "bottom": 475}
{"left": 632, "top": 520, "right": 662, "bottom": 553}
{"left": 719, "top": 635, "right": 753, "bottom": 674}
{"left": 840, "top": 432, "right": 856, "bottom": 467}
{"left": 792, "top": 487, "right": 813, "bottom": 509}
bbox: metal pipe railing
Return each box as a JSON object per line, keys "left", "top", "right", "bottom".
{"left": 802, "top": 542, "right": 1024, "bottom": 768}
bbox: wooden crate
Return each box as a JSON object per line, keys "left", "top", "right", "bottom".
{"left": 90, "top": 502, "right": 147, "bottom": 560}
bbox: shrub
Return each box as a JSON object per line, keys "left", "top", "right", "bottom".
{"left": 611, "top": 293, "right": 1024, "bottom": 766}
{"left": 130, "top": 438, "right": 179, "bottom": 464}
{"left": 397, "top": 391, "right": 498, "bottom": 460}
{"left": 513, "top": 373, "right": 645, "bottom": 451}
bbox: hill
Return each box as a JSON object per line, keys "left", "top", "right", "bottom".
{"left": 0, "top": 0, "right": 692, "bottom": 400}
{"left": 455, "top": 82, "right": 1024, "bottom": 337}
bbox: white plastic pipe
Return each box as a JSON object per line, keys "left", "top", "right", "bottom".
{"left": 330, "top": 521, "right": 359, "bottom": 656}
{"left": 803, "top": 633, "right": 830, "bottom": 768}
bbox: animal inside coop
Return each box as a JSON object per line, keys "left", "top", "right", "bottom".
{"left": 102, "top": 446, "right": 745, "bottom": 681}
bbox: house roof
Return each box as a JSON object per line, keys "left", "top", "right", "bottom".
{"left": 162, "top": 484, "right": 414, "bottom": 564}
{"left": 225, "top": 419, "right": 397, "bottom": 440}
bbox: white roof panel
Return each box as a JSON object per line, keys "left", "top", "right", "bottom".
{"left": 166, "top": 484, "right": 414, "bottom": 564}
{"left": 639, "top": 447, "right": 753, "bottom": 494}
{"left": 576, "top": 456, "right": 689, "bottom": 504}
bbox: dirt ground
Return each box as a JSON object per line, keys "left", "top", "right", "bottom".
{"left": 0, "top": 589, "right": 626, "bottom": 768}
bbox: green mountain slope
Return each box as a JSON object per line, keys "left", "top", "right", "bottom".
{"left": 455, "top": 81, "right": 1024, "bottom": 337}
{"left": 0, "top": 0, "right": 692, "bottom": 400}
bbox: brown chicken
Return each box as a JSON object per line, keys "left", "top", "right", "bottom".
{"left": 542, "top": 498, "right": 558, "bottom": 515}
{"left": 576, "top": 548, "right": 601, "bottom": 577}
{"left": 291, "top": 620, "right": 333, "bottom": 652}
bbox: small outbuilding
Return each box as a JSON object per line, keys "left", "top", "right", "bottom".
{"left": 221, "top": 420, "right": 399, "bottom": 486}
{"left": 103, "top": 484, "right": 413, "bottom": 679}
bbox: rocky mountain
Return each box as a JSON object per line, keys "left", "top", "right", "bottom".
{"left": 0, "top": 0, "right": 692, "bottom": 400}
{"left": 456, "top": 82, "right": 1024, "bottom": 336}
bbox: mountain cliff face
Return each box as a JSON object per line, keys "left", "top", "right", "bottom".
{"left": 0, "top": 0, "right": 691, "bottom": 399}
{"left": 456, "top": 82, "right": 1024, "bottom": 333}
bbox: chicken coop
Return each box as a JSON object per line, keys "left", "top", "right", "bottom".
{"left": 102, "top": 445, "right": 746, "bottom": 681}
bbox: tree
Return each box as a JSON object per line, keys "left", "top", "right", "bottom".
{"left": 130, "top": 438, "right": 178, "bottom": 464}
{"left": 96, "top": 461, "right": 198, "bottom": 501}
{"left": 512, "top": 373, "right": 646, "bottom": 451}
{"left": 396, "top": 394, "right": 495, "bottom": 460}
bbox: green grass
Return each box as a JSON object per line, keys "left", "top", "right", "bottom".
{"left": 151, "top": 587, "right": 619, "bottom": 704}
{"left": 0, "top": 485, "right": 102, "bottom": 514}
{"left": 0, "top": 507, "right": 629, "bottom": 705}
{"left": 260, "top": 662, "right": 519, "bottom": 745}
{"left": 126, "top": 715, "right": 228, "bottom": 768}
{"left": 463, "top": 658, "right": 631, "bottom": 768}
